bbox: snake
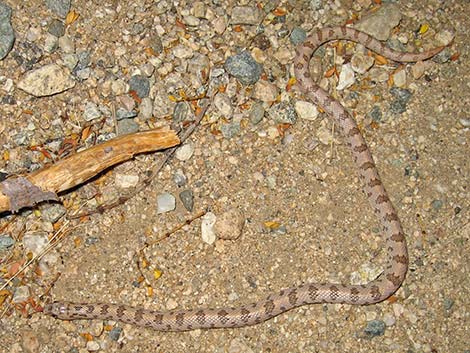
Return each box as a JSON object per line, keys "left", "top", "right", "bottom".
{"left": 43, "top": 26, "right": 445, "bottom": 331}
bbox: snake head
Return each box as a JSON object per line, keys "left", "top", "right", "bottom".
{"left": 43, "top": 301, "right": 70, "bottom": 319}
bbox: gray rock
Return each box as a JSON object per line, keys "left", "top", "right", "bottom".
{"left": 41, "top": 204, "right": 66, "bottom": 223}
{"left": 230, "top": 6, "right": 261, "bottom": 25}
{"left": 108, "top": 327, "right": 122, "bottom": 341}
{"left": 268, "top": 102, "right": 297, "bottom": 124}
{"left": 117, "top": 118, "right": 139, "bottom": 134}
{"left": 249, "top": 102, "right": 265, "bottom": 125}
{"left": 355, "top": 4, "right": 401, "bottom": 41}
{"left": 116, "top": 107, "right": 137, "bottom": 120}
{"left": 364, "top": 320, "right": 386, "bottom": 337}
{"left": 389, "top": 87, "right": 412, "bottom": 114}
{"left": 173, "top": 169, "right": 187, "bottom": 187}
{"left": 157, "top": 192, "right": 176, "bottom": 214}
{"left": 83, "top": 102, "right": 101, "bottom": 121}
{"left": 0, "top": 2, "right": 15, "bottom": 60}
{"left": 173, "top": 101, "right": 191, "bottom": 123}
{"left": 45, "top": 0, "right": 71, "bottom": 18}
{"left": 129, "top": 74, "right": 150, "bottom": 98}
{"left": 23, "top": 232, "right": 49, "bottom": 257}
{"left": 215, "top": 209, "right": 244, "bottom": 240}
{"left": 139, "top": 97, "right": 153, "bottom": 120}
{"left": 18, "top": 64, "right": 75, "bottom": 97}
{"left": 48, "top": 19, "right": 65, "bottom": 37}
{"left": 225, "top": 51, "right": 262, "bottom": 85}
{"left": 431, "top": 199, "right": 443, "bottom": 210}
{"left": 12, "top": 286, "right": 30, "bottom": 303}
{"left": 0, "top": 235, "right": 15, "bottom": 250}
{"left": 368, "top": 105, "right": 382, "bottom": 122}
{"left": 179, "top": 189, "right": 194, "bottom": 211}
{"left": 221, "top": 121, "right": 240, "bottom": 139}
{"left": 290, "top": 27, "right": 306, "bottom": 45}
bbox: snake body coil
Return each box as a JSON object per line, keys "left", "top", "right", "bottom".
{"left": 44, "top": 26, "right": 444, "bottom": 331}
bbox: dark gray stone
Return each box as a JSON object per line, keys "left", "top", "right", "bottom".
{"left": 0, "top": 2, "right": 14, "bottom": 60}
{"left": 224, "top": 51, "right": 262, "bottom": 85}
{"left": 129, "top": 75, "right": 150, "bottom": 98}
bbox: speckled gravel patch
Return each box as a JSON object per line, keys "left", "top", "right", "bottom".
{"left": 0, "top": 1, "right": 468, "bottom": 352}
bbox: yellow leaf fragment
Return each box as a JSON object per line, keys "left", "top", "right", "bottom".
{"left": 65, "top": 10, "right": 80, "bottom": 25}
{"left": 419, "top": 23, "right": 429, "bottom": 35}
{"left": 263, "top": 221, "right": 280, "bottom": 230}
{"left": 153, "top": 268, "right": 162, "bottom": 280}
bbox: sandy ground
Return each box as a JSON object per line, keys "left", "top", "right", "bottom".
{"left": 0, "top": 0, "right": 468, "bottom": 352}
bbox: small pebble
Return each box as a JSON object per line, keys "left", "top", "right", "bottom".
{"left": 48, "top": 19, "right": 65, "bottom": 37}
{"left": 214, "top": 93, "right": 233, "bottom": 117}
{"left": 179, "top": 189, "right": 194, "bottom": 211}
{"left": 115, "top": 174, "right": 139, "bottom": 188}
{"left": 383, "top": 313, "right": 396, "bottom": 327}
{"left": 290, "top": 27, "right": 307, "bottom": 45}
{"left": 58, "top": 36, "right": 75, "bottom": 54}
{"left": 364, "top": 320, "right": 386, "bottom": 337}
{"left": 253, "top": 80, "right": 279, "bottom": 102}
{"left": 108, "top": 327, "right": 122, "bottom": 341}
{"left": 116, "top": 107, "right": 137, "bottom": 120}
{"left": 355, "top": 3, "right": 401, "bottom": 41}
{"left": 215, "top": 209, "right": 245, "bottom": 240}
{"left": 18, "top": 64, "right": 75, "bottom": 97}
{"left": 117, "top": 118, "right": 139, "bottom": 134}
{"left": 139, "top": 97, "right": 153, "bottom": 120}
{"left": 351, "top": 52, "right": 375, "bottom": 74}
{"left": 225, "top": 51, "right": 262, "bottom": 85}
{"left": 173, "top": 101, "right": 191, "bottom": 123}
{"left": 295, "top": 101, "right": 319, "bottom": 121}
{"left": 431, "top": 199, "right": 443, "bottom": 210}
{"left": 230, "top": 6, "right": 261, "bottom": 25}
{"left": 173, "top": 45, "right": 194, "bottom": 59}
{"left": 12, "top": 286, "right": 30, "bottom": 303}
{"left": 45, "top": 0, "right": 71, "bottom": 18}
{"left": 443, "top": 298, "right": 454, "bottom": 311}
{"left": 201, "top": 212, "right": 217, "bottom": 244}
{"left": 157, "top": 192, "right": 176, "bottom": 214}
{"left": 129, "top": 75, "right": 150, "bottom": 98}
{"left": 389, "top": 87, "right": 412, "bottom": 114}
{"left": 23, "top": 232, "right": 49, "bottom": 256}
{"left": 21, "top": 330, "right": 40, "bottom": 353}
{"left": 0, "top": 3, "right": 14, "bottom": 60}
{"left": 166, "top": 298, "right": 178, "bottom": 310}
{"left": 83, "top": 102, "right": 101, "bottom": 121}
{"left": 268, "top": 102, "right": 296, "bottom": 124}
{"left": 86, "top": 340, "right": 100, "bottom": 352}
{"left": 173, "top": 169, "right": 187, "bottom": 187}
{"left": 176, "top": 143, "right": 194, "bottom": 161}
{"left": 392, "top": 69, "right": 407, "bottom": 88}
{"left": 337, "top": 63, "right": 355, "bottom": 90}
{"left": 0, "top": 235, "right": 15, "bottom": 250}
{"left": 221, "top": 121, "right": 241, "bottom": 139}
{"left": 249, "top": 102, "right": 265, "bottom": 124}
{"left": 41, "top": 204, "right": 66, "bottom": 223}
{"left": 368, "top": 105, "right": 382, "bottom": 122}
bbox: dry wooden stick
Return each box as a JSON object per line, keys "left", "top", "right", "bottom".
{"left": 0, "top": 127, "right": 180, "bottom": 213}
{"left": 69, "top": 98, "right": 211, "bottom": 219}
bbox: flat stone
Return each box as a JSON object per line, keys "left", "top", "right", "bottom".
{"left": 157, "top": 192, "right": 176, "bottom": 214}
{"left": 355, "top": 4, "right": 401, "bottom": 41}
{"left": 201, "top": 212, "right": 217, "bottom": 244}
{"left": 18, "top": 64, "right": 75, "bottom": 97}
{"left": 230, "top": 6, "right": 261, "bottom": 25}
{"left": 45, "top": 0, "right": 71, "bottom": 18}
{"left": 0, "top": 3, "right": 14, "bottom": 60}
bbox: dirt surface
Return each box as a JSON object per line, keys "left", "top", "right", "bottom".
{"left": 0, "top": 0, "right": 468, "bottom": 352}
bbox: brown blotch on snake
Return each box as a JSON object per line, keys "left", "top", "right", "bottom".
{"left": 43, "top": 26, "right": 446, "bottom": 331}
